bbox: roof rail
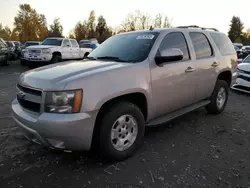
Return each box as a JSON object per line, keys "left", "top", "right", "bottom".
{"left": 177, "top": 25, "right": 219, "bottom": 32}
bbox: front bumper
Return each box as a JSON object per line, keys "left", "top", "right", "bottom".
{"left": 231, "top": 73, "right": 250, "bottom": 93}
{"left": 12, "top": 99, "right": 98, "bottom": 151}
{"left": 24, "top": 53, "right": 53, "bottom": 62}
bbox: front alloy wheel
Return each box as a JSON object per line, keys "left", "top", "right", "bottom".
{"left": 97, "top": 102, "right": 145, "bottom": 162}
{"left": 111, "top": 114, "right": 138, "bottom": 151}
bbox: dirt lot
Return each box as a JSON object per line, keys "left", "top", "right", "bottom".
{"left": 0, "top": 62, "right": 250, "bottom": 188}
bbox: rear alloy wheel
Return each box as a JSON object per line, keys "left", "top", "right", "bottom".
{"left": 98, "top": 102, "right": 145, "bottom": 162}
{"left": 206, "top": 80, "right": 229, "bottom": 114}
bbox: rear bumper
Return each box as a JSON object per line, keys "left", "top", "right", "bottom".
{"left": 12, "top": 99, "right": 98, "bottom": 151}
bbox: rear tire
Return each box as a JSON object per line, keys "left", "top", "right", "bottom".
{"left": 97, "top": 102, "right": 145, "bottom": 162}
{"left": 205, "top": 80, "right": 229, "bottom": 114}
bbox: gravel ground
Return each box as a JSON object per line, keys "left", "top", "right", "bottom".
{"left": 0, "top": 61, "right": 250, "bottom": 188}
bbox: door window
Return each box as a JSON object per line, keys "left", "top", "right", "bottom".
{"left": 62, "top": 39, "right": 71, "bottom": 47}
{"left": 189, "top": 32, "right": 213, "bottom": 59}
{"left": 158, "top": 32, "right": 190, "bottom": 61}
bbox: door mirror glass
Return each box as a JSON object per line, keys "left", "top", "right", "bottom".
{"left": 155, "top": 48, "right": 183, "bottom": 65}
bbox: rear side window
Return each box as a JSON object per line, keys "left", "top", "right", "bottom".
{"left": 189, "top": 32, "right": 213, "bottom": 59}
{"left": 159, "top": 32, "right": 190, "bottom": 61}
{"left": 210, "top": 32, "right": 235, "bottom": 55}
{"left": 70, "top": 40, "right": 78, "bottom": 47}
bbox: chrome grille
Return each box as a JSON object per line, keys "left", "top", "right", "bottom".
{"left": 16, "top": 84, "right": 42, "bottom": 113}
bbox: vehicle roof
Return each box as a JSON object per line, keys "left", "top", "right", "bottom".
{"left": 46, "top": 37, "right": 76, "bottom": 40}
{"left": 120, "top": 27, "right": 224, "bottom": 35}
{"left": 25, "top": 41, "right": 40, "bottom": 43}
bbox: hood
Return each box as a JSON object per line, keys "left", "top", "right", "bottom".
{"left": 27, "top": 45, "right": 55, "bottom": 49}
{"left": 238, "top": 62, "right": 250, "bottom": 71}
{"left": 19, "top": 60, "right": 130, "bottom": 90}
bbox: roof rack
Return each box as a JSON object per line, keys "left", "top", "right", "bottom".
{"left": 177, "top": 25, "right": 219, "bottom": 32}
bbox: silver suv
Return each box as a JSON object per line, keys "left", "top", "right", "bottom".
{"left": 12, "top": 26, "right": 237, "bottom": 161}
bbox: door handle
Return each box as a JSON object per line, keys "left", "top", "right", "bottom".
{"left": 185, "top": 67, "right": 195, "bottom": 73}
{"left": 211, "top": 62, "right": 219, "bottom": 67}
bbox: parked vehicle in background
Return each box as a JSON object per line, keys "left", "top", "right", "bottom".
{"left": 241, "top": 46, "right": 250, "bottom": 59}
{"left": 20, "top": 41, "right": 41, "bottom": 66}
{"left": 0, "top": 38, "right": 9, "bottom": 66}
{"left": 231, "top": 54, "right": 250, "bottom": 93}
{"left": 5, "top": 41, "right": 17, "bottom": 60}
{"left": 234, "top": 45, "right": 243, "bottom": 62}
{"left": 12, "top": 26, "right": 237, "bottom": 162}
{"left": 233, "top": 43, "right": 243, "bottom": 50}
{"left": 25, "top": 37, "right": 92, "bottom": 68}
{"left": 11, "top": 41, "right": 22, "bottom": 58}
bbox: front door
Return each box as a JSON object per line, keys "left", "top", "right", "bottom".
{"left": 188, "top": 32, "right": 218, "bottom": 101}
{"left": 150, "top": 32, "right": 197, "bottom": 117}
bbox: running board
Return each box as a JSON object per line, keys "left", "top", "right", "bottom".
{"left": 147, "top": 100, "right": 210, "bottom": 126}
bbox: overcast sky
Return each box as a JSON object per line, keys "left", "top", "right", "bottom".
{"left": 1, "top": 0, "right": 250, "bottom": 36}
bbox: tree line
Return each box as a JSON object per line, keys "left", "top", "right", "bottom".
{"left": 1, "top": 3, "right": 250, "bottom": 45}
{"left": 0, "top": 4, "right": 172, "bottom": 43}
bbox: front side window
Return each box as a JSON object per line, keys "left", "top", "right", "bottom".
{"left": 62, "top": 39, "right": 71, "bottom": 47}
{"left": 189, "top": 32, "right": 213, "bottom": 59}
{"left": 41, "top": 38, "right": 63, "bottom": 46}
{"left": 158, "top": 32, "right": 190, "bottom": 61}
{"left": 89, "top": 32, "right": 159, "bottom": 63}
{"left": 79, "top": 43, "right": 91, "bottom": 48}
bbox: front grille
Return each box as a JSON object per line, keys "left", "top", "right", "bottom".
{"left": 17, "top": 84, "right": 42, "bottom": 96}
{"left": 238, "top": 75, "right": 250, "bottom": 82}
{"left": 28, "top": 49, "right": 41, "bottom": 54}
{"left": 17, "top": 96, "right": 40, "bottom": 113}
{"left": 233, "top": 85, "right": 250, "bottom": 91}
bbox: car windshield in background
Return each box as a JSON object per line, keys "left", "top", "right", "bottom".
{"left": 243, "top": 56, "right": 250, "bottom": 63}
{"left": 13, "top": 42, "right": 20, "bottom": 47}
{"left": 25, "top": 42, "right": 40, "bottom": 47}
{"left": 88, "top": 32, "right": 159, "bottom": 63}
{"left": 41, "top": 39, "right": 62, "bottom": 46}
{"left": 6, "top": 42, "right": 14, "bottom": 47}
{"left": 245, "top": 47, "right": 250, "bottom": 51}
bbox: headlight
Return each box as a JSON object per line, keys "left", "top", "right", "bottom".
{"left": 42, "top": 48, "right": 51, "bottom": 54}
{"left": 45, "top": 90, "right": 83, "bottom": 113}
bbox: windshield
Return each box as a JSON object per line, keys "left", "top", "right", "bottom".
{"left": 13, "top": 42, "right": 20, "bottom": 47}
{"left": 88, "top": 32, "right": 159, "bottom": 63}
{"left": 24, "top": 42, "right": 40, "bottom": 47}
{"left": 243, "top": 55, "right": 250, "bottom": 63}
{"left": 41, "top": 38, "right": 62, "bottom": 46}
{"left": 6, "top": 41, "right": 14, "bottom": 47}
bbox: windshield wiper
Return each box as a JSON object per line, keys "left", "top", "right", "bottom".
{"left": 96, "top": 56, "right": 128, "bottom": 62}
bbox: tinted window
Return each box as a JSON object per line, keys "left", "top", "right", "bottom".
{"left": 243, "top": 55, "right": 250, "bottom": 63}
{"left": 70, "top": 40, "right": 78, "bottom": 47}
{"left": 41, "top": 38, "right": 62, "bottom": 46}
{"left": 62, "top": 39, "right": 71, "bottom": 47}
{"left": 159, "top": 32, "right": 190, "bottom": 61}
{"left": 6, "top": 41, "right": 14, "bottom": 47}
{"left": 210, "top": 32, "right": 235, "bottom": 55}
{"left": 79, "top": 43, "right": 91, "bottom": 48}
{"left": 190, "top": 32, "right": 213, "bottom": 59}
{"left": 25, "top": 42, "right": 40, "bottom": 47}
{"left": 89, "top": 32, "right": 159, "bottom": 63}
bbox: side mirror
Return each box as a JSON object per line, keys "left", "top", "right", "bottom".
{"left": 155, "top": 48, "right": 183, "bottom": 66}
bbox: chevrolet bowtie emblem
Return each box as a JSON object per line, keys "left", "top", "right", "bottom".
{"left": 18, "top": 91, "right": 25, "bottom": 99}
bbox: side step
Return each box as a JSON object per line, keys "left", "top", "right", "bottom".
{"left": 147, "top": 100, "right": 210, "bottom": 126}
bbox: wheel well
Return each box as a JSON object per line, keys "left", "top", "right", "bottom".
{"left": 91, "top": 93, "right": 148, "bottom": 148}
{"left": 53, "top": 52, "right": 61, "bottom": 57}
{"left": 84, "top": 52, "right": 89, "bottom": 57}
{"left": 217, "top": 71, "right": 232, "bottom": 86}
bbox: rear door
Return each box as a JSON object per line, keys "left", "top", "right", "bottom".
{"left": 70, "top": 39, "right": 80, "bottom": 58}
{"left": 188, "top": 32, "right": 217, "bottom": 102}
{"left": 62, "top": 39, "right": 72, "bottom": 59}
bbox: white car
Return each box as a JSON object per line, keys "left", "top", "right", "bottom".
{"left": 231, "top": 54, "right": 250, "bottom": 93}
{"left": 24, "top": 38, "right": 92, "bottom": 68}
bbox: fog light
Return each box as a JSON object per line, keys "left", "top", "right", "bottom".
{"left": 47, "top": 138, "right": 65, "bottom": 149}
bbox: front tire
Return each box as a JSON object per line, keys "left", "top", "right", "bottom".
{"left": 51, "top": 55, "right": 61, "bottom": 63}
{"left": 206, "top": 80, "right": 229, "bottom": 114}
{"left": 97, "top": 102, "right": 145, "bottom": 162}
